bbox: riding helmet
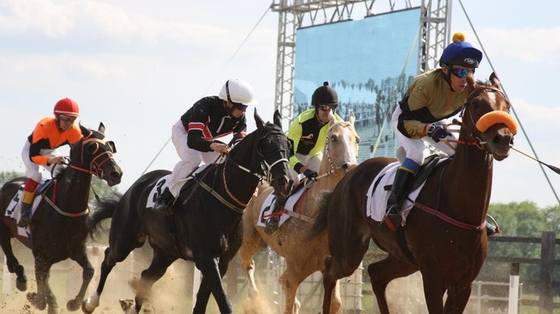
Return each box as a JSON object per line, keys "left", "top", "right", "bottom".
{"left": 439, "top": 32, "right": 483, "bottom": 68}
{"left": 312, "top": 81, "right": 338, "bottom": 108}
{"left": 218, "top": 78, "right": 257, "bottom": 106}
{"left": 54, "top": 98, "right": 80, "bottom": 117}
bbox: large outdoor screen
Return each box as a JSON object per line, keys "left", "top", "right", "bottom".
{"left": 293, "top": 7, "right": 421, "bottom": 161}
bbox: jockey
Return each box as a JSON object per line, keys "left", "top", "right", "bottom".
{"left": 264, "top": 81, "right": 342, "bottom": 233}
{"left": 153, "top": 78, "right": 256, "bottom": 213}
{"left": 382, "top": 33, "right": 497, "bottom": 235}
{"left": 18, "top": 98, "right": 83, "bottom": 227}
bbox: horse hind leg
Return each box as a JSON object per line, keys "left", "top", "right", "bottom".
{"left": 443, "top": 285, "right": 472, "bottom": 314}
{"left": 367, "top": 255, "right": 418, "bottom": 314}
{"left": 66, "top": 250, "right": 94, "bottom": 311}
{"left": 0, "top": 224, "right": 27, "bottom": 291}
{"left": 83, "top": 245, "right": 130, "bottom": 313}
{"left": 129, "top": 248, "right": 177, "bottom": 313}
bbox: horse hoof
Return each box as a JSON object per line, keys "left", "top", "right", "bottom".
{"left": 119, "top": 299, "right": 134, "bottom": 311}
{"left": 27, "top": 292, "right": 46, "bottom": 311}
{"left": 82, "top": 300, "right": 96, "bottom": 314}
{"left": 67, "top": 299, "right": 81, "bottom": 311}
{"left": 16, "top": 278, "right": 27, "bottom": 292}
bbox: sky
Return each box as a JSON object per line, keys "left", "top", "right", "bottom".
{"left": 1, "top": 0, "right": 559, "bottom": 208}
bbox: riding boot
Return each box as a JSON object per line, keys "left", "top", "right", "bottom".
{"left": 380, "top": 168, "right": 414, "bottom": 232}
{"left": 17, "top": 192, "right": 35, "bottom": 228}
{"left": 153, "top": 188, "right": 175, "bottom": 214}
{"left": 264, "top": 195, "right": 287, "bottom": 235}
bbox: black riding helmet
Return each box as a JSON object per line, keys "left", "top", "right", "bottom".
{"left": 312, "top": 81, "right": 338, "bottom": 109}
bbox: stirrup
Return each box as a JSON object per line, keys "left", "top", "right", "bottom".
{"left": 379, "top": 206, "right": 401, "bottom": 233}
{"left": 17, "top": 211, "right": 32, "bottom": 228}
{"left": 264, "top": 216, "right": 279, "bottom": 235}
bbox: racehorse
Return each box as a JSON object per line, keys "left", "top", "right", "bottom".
{"left": 239, "top": 111, "right": 360, "bottom": 314}
{"left": 0, "top": 123, "right": 122, "bottom": 314}
{"left": 310, "top": 73, "right": 517, "bottom": 314}
{"left": 82, "top": 110, "right": 293, "bottom": 314}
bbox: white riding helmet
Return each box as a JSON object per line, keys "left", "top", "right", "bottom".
{"left": 218, "top": 78, "right": 257, "bottom": 107}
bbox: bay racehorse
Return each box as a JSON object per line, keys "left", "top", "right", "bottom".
{"left": 310, "top": 73, "right": 518, "bottom": 313}
{"left": 239, "top": 111, "right": 360, "bottom": 314}
{"left": 82, "top": 110, "right": 293, "bottom": 314}
{"left": 0, "top": 123, "right": 122, "bottom": 314}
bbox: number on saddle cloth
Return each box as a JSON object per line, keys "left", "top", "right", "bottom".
{"left": 5, "top": 179, "right": 53, "bottom": 221}
{"left": 146, "top": 164, "right": 210, "bottom": 208}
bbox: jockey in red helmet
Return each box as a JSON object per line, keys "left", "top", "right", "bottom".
{"left": 18, "top": 98, "right": 83, "bottom": 227}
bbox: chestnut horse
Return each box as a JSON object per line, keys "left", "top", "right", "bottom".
{"left": 239, "top": 112, "right": 360, "bottom": 314}
{"left": 0, "top": 123, "right": 122, "bottom": 314}
{"left": 310, "top": 73, "right": 517, "bottom": 313}
{"left": 82, "top": 110, "right": 293, "bottom": 314}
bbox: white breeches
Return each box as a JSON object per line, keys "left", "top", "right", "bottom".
{"left": 22, "top": 141, "right": 64, "bottom": 182}
{"left": 167, "top": 120, "right": 221, "bottom": 197}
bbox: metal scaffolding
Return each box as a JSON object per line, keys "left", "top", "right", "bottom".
{"left": 270, "top": 0, "right": 450, "bottom": 128}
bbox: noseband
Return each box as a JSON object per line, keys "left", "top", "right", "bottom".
{"left": 69, "top": 137, "right": 117, "bottom": 178}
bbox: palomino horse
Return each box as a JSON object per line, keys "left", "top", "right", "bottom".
{"left": 239, "top": 111, "right": 360, "bottom": 314}
{"left": 82, "top": 110, "right": 293, "bottom": 314}
{"left": 310, "top": 73, "right": 517, "bottom": 314}
{"left": 0, "top": 123, "right": 122, "bottom": 314}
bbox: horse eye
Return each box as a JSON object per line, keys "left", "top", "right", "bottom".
{"left": 330, "top": 135, "right": 337, "bottom": 142}
{"left": 356, "top": 137, "right": 361, "bottom": 144}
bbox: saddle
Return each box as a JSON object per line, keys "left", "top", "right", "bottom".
{"left": 384, "top": 153, "right": 443, "bottom": 196}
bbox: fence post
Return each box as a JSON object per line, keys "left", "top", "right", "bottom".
{"left": 508, "top": 262, "right": 520, "bottom": 314}
{"left": 538, "top": 231, "right": 555, "bottom": 314}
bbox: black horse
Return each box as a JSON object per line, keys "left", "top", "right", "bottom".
{"left": 82, "top": 110, "right": 293, "bottom": 314}
{"left": 0, "top": 123, "right": 123, "bottom": 314}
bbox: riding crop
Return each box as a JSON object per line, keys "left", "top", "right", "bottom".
{"left": 510, "top": 146, "right": 560, "bottom": 175}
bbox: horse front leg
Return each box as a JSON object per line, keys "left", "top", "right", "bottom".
{"left": 67, "top": 250, "right": 94, "bottom": 311}
{"left": 443, "top": 284, "right": 472, "bottom": 314}
{"left": 194, "top": 256, "right": 232, "bottom": 314}
{"left": 28, "top": 259, "right": 58, "bottom": 312}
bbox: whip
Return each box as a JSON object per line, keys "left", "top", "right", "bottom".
{"left": 511, "top": 146, "right": 560, "bottom": 175}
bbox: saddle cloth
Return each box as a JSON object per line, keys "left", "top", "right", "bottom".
{"left": 146, "top": 164, "right": 211, "bottom": 208}
{"left": 5, "top": 184, "right": 43, "bottom": 237}
{"left": 256, "top": 187, "right": 306, "bottom": 228}
{"left": 366, "top": 162, "right": 425, "bottom": 226}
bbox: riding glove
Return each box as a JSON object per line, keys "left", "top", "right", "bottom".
{"left": 426, "top": 124, "right": 450, "bottom": 143}
{"left": 303, "top": 169, "right": 318, "bottom": 180}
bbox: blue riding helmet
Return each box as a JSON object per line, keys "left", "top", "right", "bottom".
{"left": 440, "top": 32, "right": 483, "bottom": 68}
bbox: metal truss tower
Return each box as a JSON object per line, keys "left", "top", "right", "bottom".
{"left": 270, "top": 0, "right": 451, "bottom": 128}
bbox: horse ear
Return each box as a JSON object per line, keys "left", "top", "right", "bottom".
{"left": 79, "top": 124, "right": 89, "bottom": 136}
{"left": 348, "top": 110, "right": 356, "bottom": 125}
{"left": 254, "top": 108, "right": 265, "bottom": 129}
{"left": 273, "top": 110, "right": 282, "bottom": 129}
{"left": 489, "top": 72, "right": 501, "bottom": 89}
{"left": 98, "top": 122, "right": 105, "bottom": 134}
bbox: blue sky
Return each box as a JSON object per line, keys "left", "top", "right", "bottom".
{"left": 1, "top": 0, "right": 559, "bottom": 208}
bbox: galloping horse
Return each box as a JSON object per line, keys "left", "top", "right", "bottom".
{"left": 0, "top": 123, "right": 123, "bottom": 314}
{"left": 82, "top": 110, "right": 293, "bottom": 314}
{"left": 239, "top": 111, "right": 360, "bottom": 314}
{"left": 310, "top": 73, "right": 517, "bottom": 314}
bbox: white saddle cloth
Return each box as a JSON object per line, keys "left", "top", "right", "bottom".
{"left": 256, "top": 187, "right": 306, "bottom": 228}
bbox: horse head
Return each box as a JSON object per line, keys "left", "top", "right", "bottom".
{"left": 324, "top": 111, "right": 360, "bottom": 174}
{"left": 461, "top": 73, "right": 517, "bottom": 161}
{"left": 251, "top": 109, "right": 293, "bottom": 197}
{"left": 71, "top": 123, "right": 123, "bottom": 186}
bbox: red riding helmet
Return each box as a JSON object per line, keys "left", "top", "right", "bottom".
{"left": 53, "top": 98, "right": 80, "bottom": 117}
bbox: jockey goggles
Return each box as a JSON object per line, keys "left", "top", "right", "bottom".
{"left": 449, "top": 67, "right": 475, "bottom": 78}
{"left": 225, "top": 80, "right": 248, "bottom": 111}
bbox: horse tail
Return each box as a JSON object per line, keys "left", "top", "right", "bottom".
{"left": 307, "top": 191, "right": 333, "bottom": 240}
{"left": 88, "top": 195, "right": 121, "bottom": 239}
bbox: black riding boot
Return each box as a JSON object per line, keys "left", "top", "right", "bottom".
{"left": 17, "top": 202, "right": 33, "bottom": 228}
{"left": 153, "top": 188, "right": 175, "bottom": 214}
{"left": 380, "top": 168, "right": 414, "bottom": 232}
{"left": 264, "top": 195, "right": 287, "bottom": 235}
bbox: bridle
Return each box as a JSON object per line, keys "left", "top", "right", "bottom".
{"left": 199, "top": 127, "right": 290, "bottom": 212}
{"left": 310, "top": 121, "right": 354, "bottom": 183}
{"left": 68, "top": 136, "right": 117, "bottom": 178}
